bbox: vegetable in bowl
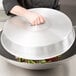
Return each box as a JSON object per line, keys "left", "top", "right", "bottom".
{"left": 16, "top": 56, "right": 60, "bottom": 64}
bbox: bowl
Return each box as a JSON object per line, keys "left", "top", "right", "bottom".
{"left": 0, "top": 30, "right": 76, "bottom": 70}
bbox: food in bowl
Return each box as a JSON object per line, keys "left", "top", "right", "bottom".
{"left": 16, "top": 56, "right": 60, "bottom": 64}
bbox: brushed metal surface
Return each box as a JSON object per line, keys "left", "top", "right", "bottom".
{"left": 1, "top": 8, "right": 75, "bottom": 60}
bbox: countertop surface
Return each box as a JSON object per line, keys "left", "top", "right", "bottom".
{"left": 0, "top": 55, "right": 76, "bottom": 76}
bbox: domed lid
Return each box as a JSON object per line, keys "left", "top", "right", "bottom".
{"left": 1, "top": 8, "right": 75, "bottom": 60}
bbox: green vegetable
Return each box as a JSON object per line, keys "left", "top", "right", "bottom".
{"left": 16, "top": 56, "right": 60, "bottom": 64}
{"left": 39, "top": 60, "right": 46, "bottom": 64}
{"left": 27, "top": 60, "right": 36, "bottom": 64}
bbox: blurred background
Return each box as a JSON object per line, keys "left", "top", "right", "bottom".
{"left": 60, "top": 0, "right": 76, "bottom": 26}
{"left": 0, "top": 0, "right": 76, "bottom": 25}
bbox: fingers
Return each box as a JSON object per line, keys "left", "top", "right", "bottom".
{"left": 24, "top": 11, "right": 45, "bottom": 26}
{"left": 25, "top": 12, "right": 45, "bottom": 26}
{"left": 39, "top": 16, "right": 45, "bottom": 24}
{"left": 32, "top": 16, "right": 45, "bottom": 26}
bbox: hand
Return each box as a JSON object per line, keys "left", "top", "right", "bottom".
{"left": 24, "top": 11, "right": 45, "bottom": 25}
{"left": 10, "top": 5, "right": 45, "bottom": 25}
